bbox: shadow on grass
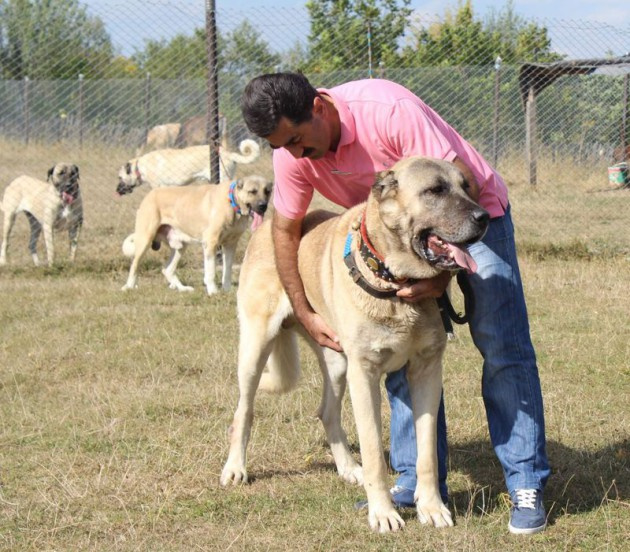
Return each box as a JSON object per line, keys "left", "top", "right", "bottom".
{"left": 448, "top": 437, "right": 629, "bottom": 525}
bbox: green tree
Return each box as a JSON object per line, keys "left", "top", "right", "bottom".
{"left": 305, "top": 0, "right": 412, "bottom": 72}
{"left": 0, "top": 0, "right": 113, "bottom": 79}
{"left": 221, "top": 20, "right": 281, "bottom": 78}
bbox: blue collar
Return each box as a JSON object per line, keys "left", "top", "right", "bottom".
{"left": 228, "top": 181, "right": 240, "bottom": 214}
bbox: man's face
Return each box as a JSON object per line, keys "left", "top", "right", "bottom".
{"left": 265, "top": 99, "right": 332, "bottom": 160}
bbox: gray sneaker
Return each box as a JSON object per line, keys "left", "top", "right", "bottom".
{"left": 508, "top": 489, "right": 547, "bottom": 535}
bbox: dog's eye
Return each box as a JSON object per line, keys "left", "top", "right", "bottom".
{"left": 427, "top": 184, "right": 446, "bottom": 195}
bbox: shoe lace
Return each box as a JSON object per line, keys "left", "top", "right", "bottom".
{"left": 514, "top": 489, "right": 538, "bottom": 510}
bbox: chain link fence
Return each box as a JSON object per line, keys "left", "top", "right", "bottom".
{"left": 0, "top": 1, "right": 629, "bottom": 267}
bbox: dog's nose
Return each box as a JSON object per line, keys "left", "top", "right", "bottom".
{"left": 258, "top": 202, "right": 268, "bottom": 214}
{"left": 472, "top": 208, "right": 489, "bottom": 226}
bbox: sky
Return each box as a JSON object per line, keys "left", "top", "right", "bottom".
{"left": 82, "top": 0, "right": 630, "bottom": 58}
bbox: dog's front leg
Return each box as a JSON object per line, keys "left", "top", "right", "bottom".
{"left": 220, "top": 242, "right": 236, "bottom": 291}
{"left": 347, "top": 359, "right": 404, "bottom": 532}
{"left": 407, "top": 357, "right": 453, "bottom": 528}
{"left": 68, "top": 221, "right": 82, "bottom": 262}
{"left": 202, "top": 237, "right": 219, "bottom": 295}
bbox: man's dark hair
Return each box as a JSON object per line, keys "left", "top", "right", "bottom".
{"left": 241, "top": 72, "right": 319, "bottom": 137}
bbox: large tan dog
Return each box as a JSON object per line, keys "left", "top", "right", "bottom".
{"left": 220, "top": 157, "right": 489, "bottom": 532}
{"left": 0, "top": 163, "right": 83, "bottom": 267}
{"left": 121, "top": 175, "right": 272, "bottom": 294}
{"left": 116, "top": 140, "right": 261, "bottom": 196}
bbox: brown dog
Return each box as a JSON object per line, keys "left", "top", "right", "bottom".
{"left": 121, "top": 175, "right": 272, "bottom": 294}
{"left": 221, "top": 157, "right": 489, "bottom": 532}
{"left": 0, "top": 163, "right": 83, "bottom": 267}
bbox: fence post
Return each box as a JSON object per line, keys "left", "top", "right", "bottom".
{"left": 144, "top": 72, "right": 152, "bottom": 146}
{"left": 525, "top": 86, "right": 537, "bottom": 186}
{"left": 366, "top": 20, "right": 373, "bottom": 78}
{"left": 492, "top": 56, "right": 502, "bottom": 168}
{"left": 23, "top": 76, "right": 30, "bottom": 145}
{"left": 622, "top": 73, "right": 628, "bottom": 162}
{"left": 205, "top": 0, "right": 220, "bottom": 183}
{"left": 78, "top": 73, "right": 84, "bottom": 148}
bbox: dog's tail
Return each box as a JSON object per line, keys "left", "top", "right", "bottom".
{"left": 221, "top": 139, "right": 261, "bottom": 166}
{"left": 122, "top": 233, "right": 135, "bottom": 257}
{"left": 258, "top": 328, "right": 300, "bottom": 393}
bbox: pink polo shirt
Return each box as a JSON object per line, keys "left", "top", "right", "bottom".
{"left": 272, "top": 79, "right": 508, "bottom": 219}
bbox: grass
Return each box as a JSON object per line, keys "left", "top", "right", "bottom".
{"left": 0, "top": 139, "right": 629, "bottom": 550}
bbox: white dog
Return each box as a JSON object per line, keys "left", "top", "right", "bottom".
{"left": 1, "top": 163, "right": 83, "bottom": 267}
{"left": 116, "top": 140, "right": 261, "bottom": 196}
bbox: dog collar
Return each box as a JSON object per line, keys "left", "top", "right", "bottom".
{"left": 343, "top": 232, "right": 399, "bottom": 299}
{"left": 134, "top": 163, "right": 142, "bottom": 185}
{"left": 358, "top": 213, "right": 408, "bottom": 284}
{"left": 228, "top": 181, "right": 241, "bottom": 214}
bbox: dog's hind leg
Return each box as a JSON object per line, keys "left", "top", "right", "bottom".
{"left": 25, "top": 212, "right": 43, "bottom": 266}
{"left": 314, "top": 345, "right": 363, "bottom": 485}
{"left": 162, "top": 246, "right": 193, "bottom": 292}
{"left": 0, "top": 210, "right": 17, "bottom": 265}
{"left": 121, "top": 233, "right": 153, "bottom": 291}
{"left": 221, "top": 291, "right": 293, "bottom": 486}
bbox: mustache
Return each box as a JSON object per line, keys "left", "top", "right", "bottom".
{"left": 301, "top": 147, "right": 315, "bottom": 158}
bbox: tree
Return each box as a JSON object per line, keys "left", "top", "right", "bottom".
{"left": 0, "top": 0, "right": 113, "bottom": 79}
{"left": 305, "top": 0, "right": 412, "bottom": 72}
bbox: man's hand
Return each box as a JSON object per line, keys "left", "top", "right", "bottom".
{"left": 396, "top": 271, "right": 452, "bottom": 302}
{"left": 297, "top": 310, "right": 343, "bottom": 352}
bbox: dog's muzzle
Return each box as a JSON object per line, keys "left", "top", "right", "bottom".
{"left": 116, "top": 181, "right": 136, "bottom": 196}
{"left": 413, "top": 208, "right": 489, "bottom": 273}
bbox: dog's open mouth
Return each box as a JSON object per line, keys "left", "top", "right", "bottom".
{"left": 247, "top": 204, "right": 268, "bottom": 232}
{"left": 416, "top": 231, "right": 478, "bottom": 273}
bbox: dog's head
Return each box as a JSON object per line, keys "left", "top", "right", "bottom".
{"left": 231, "top": 175, "right": 273, "bottom": 231}
{"left": 47, "top": 162, "right": 80, "bottom": 205}
{"left": 116, "top": 160, "right": 141, "bottom": 196}
{"left": 369, "top": 157, "right": 489, "bottom": 278}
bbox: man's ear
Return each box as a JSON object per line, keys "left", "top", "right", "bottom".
{"left": 312, "top": 95, "right": 326, "bottom": 117}
{"left": 372, "top": 170, "right": 398, "bottom": 201}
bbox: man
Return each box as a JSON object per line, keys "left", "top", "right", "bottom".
{"left": 241, "top": 72, "right": 550, "bottom": 535}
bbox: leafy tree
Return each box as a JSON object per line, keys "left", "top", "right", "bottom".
{"left": 305, "top": 0, "right": 412, "bottom": 72}
{"left": 221, "top": 20, "right": 281, "bottom": 78}
{"left": 400, "top": 0, "right": 559, "bottom": 67}
{"left": 0, "top": 0, "right": 113, "bottom": 79}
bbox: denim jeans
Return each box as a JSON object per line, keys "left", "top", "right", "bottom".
{"left": 386, "top": 206, "right": 550, "bottom": 496}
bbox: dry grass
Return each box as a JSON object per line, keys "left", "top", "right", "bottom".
{"left": 0, "top": 140, "right": 629, "bottom": 550}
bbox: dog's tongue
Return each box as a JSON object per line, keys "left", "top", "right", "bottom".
{"left": 447, "top": 243, "right": 477, "bottom": 274}
{"left": 62, "top": 191, "right": 74, "bottom": 205}
{"left": 250, "top": 212, "right": 263, "bottom": 232}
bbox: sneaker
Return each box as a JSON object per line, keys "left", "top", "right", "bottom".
{"left": 508, "top": 489, "right": 547, "bottom": 535}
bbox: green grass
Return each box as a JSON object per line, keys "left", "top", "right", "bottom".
{"left": 1, "top": 140, "right": 629, "bottom": 550}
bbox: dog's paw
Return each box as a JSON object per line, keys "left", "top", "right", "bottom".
{"left": 340, "top": 465, "right": 363, "bottom": 486}
{"left": 205, "top": 287, "right": 219, "bottom": 295}
{"left": 121, "top": 284, "right": 137, "bottom": 292}
{"left": 220, "top": 464, "right": 248, "bottom": 486}
{"left": 368, "top": 503, "right": 405, "bottom": 533}
{"left": 416, "top": 500, "right": 453, "bottom": 528}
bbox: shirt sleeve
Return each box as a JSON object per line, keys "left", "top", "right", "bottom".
{"left": 383, "top": 98, "right": 458, "bottom": 163}
{"left": 272, "top": 149, "right": 314, "bottom": 220}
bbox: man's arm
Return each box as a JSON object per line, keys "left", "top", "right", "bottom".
{"left": 272, "top": 211, "right": 342, "bottom": 352}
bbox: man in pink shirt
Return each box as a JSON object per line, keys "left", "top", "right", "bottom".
{"left": 241, "top": 72, "right": 549, "bottom": 535}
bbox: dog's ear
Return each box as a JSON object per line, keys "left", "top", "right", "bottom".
{"left": 372, "top": 170, "right": 398, "bottom": 201}
{"left": 125, "top": 162, "right": 132, "bottom": 175}
{"left": 71, "top": 165, "right": 80, "bottom": 179}
{"left": 47, "top": 166, "right": 55, "bottom": 182}
{"left": 236, "top": 178, "right": 244, "bottom": 190}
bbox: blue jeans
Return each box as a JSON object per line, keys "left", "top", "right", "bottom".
{"left": 386, "top": 206, "right": 550, "bottom": 496}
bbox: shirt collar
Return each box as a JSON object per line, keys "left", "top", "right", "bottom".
{"left": 317, "top": 88, "right": 355, "bottom": 151}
